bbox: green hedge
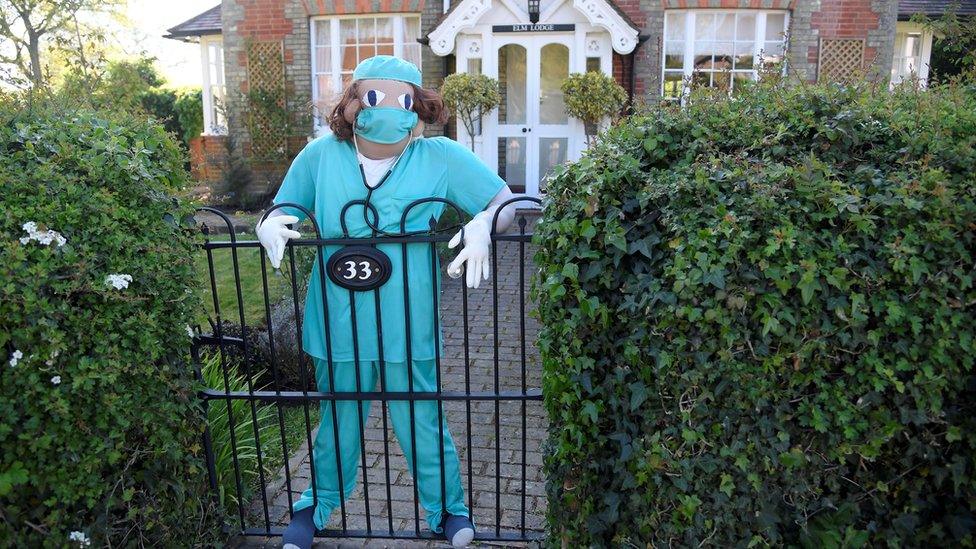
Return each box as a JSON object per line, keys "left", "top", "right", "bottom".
{"left": 0, "top": 101, "right": 224, "bottom": 545}
{"left": 536, "top": 81, "right": 976, "bottom": 546}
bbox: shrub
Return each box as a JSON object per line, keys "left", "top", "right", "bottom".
{"left": 535, "top": 80, "right": 976, "bottom": 546}
{"left": 441, "top": 73, "right": 501, "bottom": 150}
{"left": 175, "top": 89, "right": 205, "bottom": 145}
{"left": 560, "top": 71, "right": 627, "bottom": 144}
{"left": 0, "top": 99, "right": 224, "bottom": 545}
{"left": 200, "top": 352, "right": 277, "bottom": 513}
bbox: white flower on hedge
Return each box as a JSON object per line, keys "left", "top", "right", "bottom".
{"left": 186, "top": 324, "right": 194, "bottom": 338}
{"left": 9, "top": 350, "right": 22, "bottom": 368}
{"left": 21, "top": 221, "right": 67, "bottom": 247}
{"left": 68, "top": 531, "right": 90, "bottom": 547}
{"left": 104, "top": 274, "right": 133, "bottom": 290}
{"left": 51, "top": 375, "right": 61, "bottom": 385}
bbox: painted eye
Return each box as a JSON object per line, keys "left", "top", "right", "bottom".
{"left": 398, "top": 93, "right": 413, "bottom": 110}
{"left": 363, "top": 89, "right": 386, "bottom": 107}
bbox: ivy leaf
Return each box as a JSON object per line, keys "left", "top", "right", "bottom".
{"left": 720, "top": 473, "right": 735, "bottom": 497}
{"left": 630, "top": 383, "right": 649, "bottom": 411}
{"left": 0, "top": 462, "right": 29, "bottom": 497}
{"left": 703, "top": 269, "right": 726, "bottom": 289}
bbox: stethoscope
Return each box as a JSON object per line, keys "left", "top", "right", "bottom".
{"left": 352, "top": 131, "right": 462, "bottom": 238}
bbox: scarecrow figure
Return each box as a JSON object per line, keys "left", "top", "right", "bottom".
{"left": 256, "top": 55, "right": 515, "bottom": 549}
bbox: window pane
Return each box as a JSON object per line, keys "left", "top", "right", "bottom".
{"left": 340, "top": 19, "right": 358, "bottom": 70}
{"left": 713, "top": 41, "right": 733, "bottom": 59}
{"left": 713, "top": 70, "right": 732, "bottom": 91}
{"left": 691, "top": 70, "right": 711, "bottom": 90}
{"left": 763, "top": 40, "right": 784, "bottom": 64}
{"left": 906, "top": 33, "right": 921, "bottom": 56}
{"left": 404, "top": 16, "right": 420, "bottom": 42}
{"left": 538, "top": 137, "right": 567, "bottom": 192}
{"left": 695, "top": 14, "right": 715, "bottom": 41}
{"left": 315, "top": 74, "right": 336, "bottom": 124}
{"left": 586, "top": 56, "right": 600, "bottom": 72}
{"left": 359, "top": 44, "right": 377, "bottom": 59}
{"left": 403, "top": 44, "right": 421, "bottom": 67}
{"left": 468, "top": 58, "right": 482, "bottom": 74}
{"left": 736, "top": 13, "right": 755, "bottom": 41}
{"left": 377, "top": 44, "right": 394, "bottom": 56}
{"left": 666, "top": 12, "right": 685, "bottom": 40}
{"left": 498, "top": 137, "right": 526, "bottom": 188}
{"left": 315, "top": 20, "right": 331, "bottom": 46}
{"left": 765, "top": 13, "right": 786, "bottom": 40}
{"left": 498, "top": 44, "right": 527, "bottom": 124}
{"left": 540, "top": 43, "right": 569, "bottom": 124}
{"left": 663, "top": 71, "right": 684, "bottom": 99}
{"left": 208, "top": 44, "right": 222, "bottom": 84}
{"left": 694, "top": 39, "right": 713, "bottom": 70}
{"left": 734, "top": 42, "right": 754, "bottom": 70}
{"left": 315, "top": 46, "right": 332, "bottom": 74}
{"left": 716, "top": 13, "right": 735, "bottom": 41}
{"left": 376, "top": 17, "right": 393, "bottom": 44}
{"left": 665, "top": 41, "right": 684, "bottom": 69}
{"left": 358, "top": 17, "right": 375, "bottom": 43}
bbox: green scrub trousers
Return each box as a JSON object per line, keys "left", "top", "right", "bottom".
{"left": 293, "top": 357, "right": 467, "bottom": 533}
{"left": 272, "top": 133, "right": 506, "bottom": 533}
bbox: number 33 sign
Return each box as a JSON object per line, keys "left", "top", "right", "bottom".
{"left": 326, "top": 246, "right": 393, "bottom": 291}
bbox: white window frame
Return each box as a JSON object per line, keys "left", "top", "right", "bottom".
{"left": 661, "top": 9, "right": 790, "bottom": 101}
{"left": 200, "top": 35, "right": 227, "bottom": 136}
{"left": 310, "top": 14, "right": 422, "bottom": 135}
{"left": 891, "top": 21, "right": 933, "bottom": 87}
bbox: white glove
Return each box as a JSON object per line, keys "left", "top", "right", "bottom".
{"left": 446, "top": 212, "right": 492, "bottom": 289}
{"left": 256, "top": 214, "right": 301, "bottom": 269}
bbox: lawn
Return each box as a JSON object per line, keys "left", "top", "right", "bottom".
{"left": 194, "top": 232, "right": 319, "bottom": 520}
{"left": 193, "top": 232, "right": 303, "bottom": 328}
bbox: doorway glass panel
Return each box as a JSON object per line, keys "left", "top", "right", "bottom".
{"left": 539, "top": 43, "right": 569, "bottom": 124}
{"left": 538, "top": 137, "right": 567, "bottom": 191}
{"left": 498, "top": 137, "right": 526, "bottom": 190}
{"left": 498, "top": 44, "right": 527, "bottom": 124}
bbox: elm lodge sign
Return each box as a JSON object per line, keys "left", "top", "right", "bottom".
{"left": 491, "top": 24, "right": 575, "bottom": 32}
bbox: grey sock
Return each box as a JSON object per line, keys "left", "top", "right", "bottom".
{"left": 281, "top": 507, "right": 315, "bottom": 549}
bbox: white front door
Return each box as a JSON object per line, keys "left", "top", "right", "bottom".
{"left": 492, "top": 34, "right": 575, "bottom": 196}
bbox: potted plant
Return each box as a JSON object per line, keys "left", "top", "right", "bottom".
{"left": 560, "top": 71, "right": 627, "bottom": 146}
{"left": 441, "top": 72, "right": 501, "bottom": 151}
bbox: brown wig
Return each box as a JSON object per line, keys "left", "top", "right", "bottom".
{"left": 328, "top": 81, "right": 449, "bottom": 140}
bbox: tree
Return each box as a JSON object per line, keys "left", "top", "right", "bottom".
{"left": 560, "top": 71, "right": 627, "bottom": 146}
{"left": 912, "top": 5, "right": 976, "bottom": 81}
{"left": 0, "top": 0, "right": 120, "bottom": 89}
{"left": 440, "top": 72, "right": 501, "bottom": 151}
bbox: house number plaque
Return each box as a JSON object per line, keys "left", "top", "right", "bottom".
{"left": 327, "top": 246, "right": 392, "bottom": 291}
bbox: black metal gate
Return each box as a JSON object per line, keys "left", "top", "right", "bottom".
{"left": 189, "top": 197, "right": 545, "bottom": 544}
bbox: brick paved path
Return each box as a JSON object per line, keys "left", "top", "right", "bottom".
{"left": 238, "top": 227, "right": 545, "bottom": 548}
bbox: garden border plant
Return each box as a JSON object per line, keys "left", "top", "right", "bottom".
{"left": 0, "top": 98, "right": 225, "bottom": 546}
{"left": 535, "top": 77, "right": 976, "bottom": 546}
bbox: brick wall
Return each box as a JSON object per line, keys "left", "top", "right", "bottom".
{"left": 422, "top": 0, "right": 450, "bottom": 137}
{"left": 189, "top": 135, "right": 229, "bottom": 185}
{"left": 221, "top": 0, "right": 430, "bottom": 195}
{"left": 789, "top": 0, "right": 898, "bottom": 81}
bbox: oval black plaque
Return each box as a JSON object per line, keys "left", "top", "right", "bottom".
{"left": 326, "top": 246, "right": 392, "bottom": 291}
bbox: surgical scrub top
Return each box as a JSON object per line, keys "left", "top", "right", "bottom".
{"left": 271, "top": 134, "right": 506, "bottom": 364}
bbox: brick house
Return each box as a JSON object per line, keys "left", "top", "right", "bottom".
{"left": 165, "top": 0, "right": 970, "bottom": 197}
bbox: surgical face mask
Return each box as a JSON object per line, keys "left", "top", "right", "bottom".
{"left": 354, "top": 107, "right": 418, "bottom": 144}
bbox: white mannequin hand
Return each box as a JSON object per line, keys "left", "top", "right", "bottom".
{"left": 446, "top": 213, "right": 492, "bottom": 289}
{"left": 256, "top": 214, "right": 301, "bottom": 269}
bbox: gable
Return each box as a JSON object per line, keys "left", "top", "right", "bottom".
{"left": 426, "top": 0, "right": 640, "bottom": 55}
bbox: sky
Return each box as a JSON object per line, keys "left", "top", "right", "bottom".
{"left": 120, "top": 0, "right": 218, "bottom": 88}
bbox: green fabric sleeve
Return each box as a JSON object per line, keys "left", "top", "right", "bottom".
{"left": 440, "top": 137, "right": 507, "bottom": 217}
{"left": 271, "top": 140, "right": 318, "bottom": 222}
